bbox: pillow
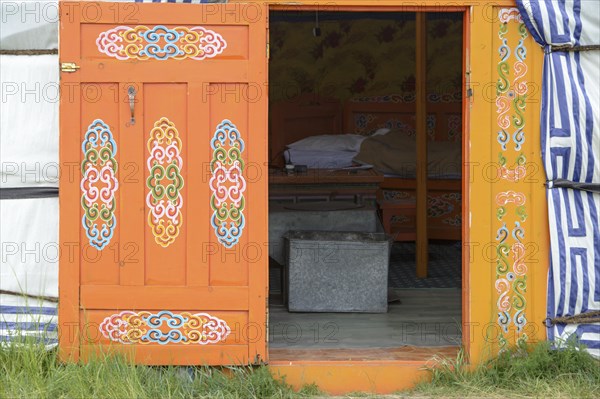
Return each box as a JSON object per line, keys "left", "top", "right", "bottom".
{"left": 371, "top": 128, "right": 391, "bottom": 136}
{"left": 284, "top": 148, "right": 357, "bottom": 169}
{"left": 287, "top": 134, "right": 366, "bottom": 152}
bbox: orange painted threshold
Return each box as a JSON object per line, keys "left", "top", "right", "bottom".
{"left": 268, "top": 346, "right": 459, "bottom": 395}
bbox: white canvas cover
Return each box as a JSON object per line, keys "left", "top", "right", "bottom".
{"left": 0, "top": 197, "right": 58, "bottom": 299}
{"left": 0, "top": 55, "right": 59, "bottom": 188}
{"left": 0, "top": 0, "right": 58, "bottom": 50}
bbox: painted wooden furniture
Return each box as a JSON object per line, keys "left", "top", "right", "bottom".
{"left": 59, "top": 2, "right": 268, "bottom": 365}
{"left": 269, "top": 98, "right": 463, "bottom": 241}
{"left": 377, "top": 190, "right": 417, "bottom": 242}
{"left": 342, "top": 97, "right": 462, "bottom": 140}
{"left": 269, "top": 167, "right": 384, "bottom": 203}
{"left": 343, "top": 101, "right": 463, "bottom": 242}
{"left": 377, "top": 179, "right": 462, "bottom": 241}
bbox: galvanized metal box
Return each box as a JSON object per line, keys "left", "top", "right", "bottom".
{"left": 269, "top": 204, "right": 384, "bottom": 265}
{"left": 285, "top": 230, "right": 391, "bottom": 313}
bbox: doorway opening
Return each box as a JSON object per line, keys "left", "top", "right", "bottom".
{"left": 267, "top": 10, "right": 465, "bottom": 361}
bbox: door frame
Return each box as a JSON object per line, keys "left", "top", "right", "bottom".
{"left": 266, "top": 2, "right": 472, "bottom": 358}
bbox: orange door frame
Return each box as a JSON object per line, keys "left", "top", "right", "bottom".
{"left": 267, "top": 3, "right": 472, "bottom": 359}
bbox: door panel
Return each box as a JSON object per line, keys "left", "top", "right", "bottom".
{"left": 79, "top": 83, "right": 121, "bottom": 286}
{"left": 59, "top": 2, "right": 268, "bottom": 365}
{"left": 143, "top": 83, "right": 188, "bottom": 285}
{"left": 118, "top": 82, "right": 146, "bottom": 286}
{"left": 207, "top": 83, "right": 250, "bottom": 287}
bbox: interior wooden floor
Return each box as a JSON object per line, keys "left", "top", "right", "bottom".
{"left": 270, "top": 345, "right": 460, "bottom": 362}
{"left": 268, "top": 288, "right": 461, "bottom": 361}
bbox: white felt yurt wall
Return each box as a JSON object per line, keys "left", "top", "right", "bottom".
{"left": 0, "top": 198, "right": 59, "bottom": 298}
{"left": 0, "top": 55, "right": 59, "bottom": 188}
{"left": 0, "top": 0, "right": 58, "bottom": 50}
{"left": 1, "top": 0, "right": 59, "bottom": 346}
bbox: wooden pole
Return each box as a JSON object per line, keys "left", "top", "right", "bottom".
{"left": 415, "top": 13, "right": 428, "bottom": 278}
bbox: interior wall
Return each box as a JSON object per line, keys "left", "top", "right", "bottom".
{"left": 269, "top": 12, "right": 463, "bottom": 103}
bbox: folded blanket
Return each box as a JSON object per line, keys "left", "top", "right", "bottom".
{"left": 354, "top": 129, "right": 461, "bottom": 178}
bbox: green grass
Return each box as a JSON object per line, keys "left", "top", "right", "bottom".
{"left": 412, "top": 339, "right": 600, "bottom": 398}
{"left": 0, "top": 340, "right": 315, "bottom": 399}
{"left": 2, "top": 339, "right": 599, "bottom": 398}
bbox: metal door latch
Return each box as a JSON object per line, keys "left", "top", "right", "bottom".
{"left": 128, "top": 86, "right": 137, "bottom": 125}
{"left": 60, "top": 62, "right": 80, "bottom": 72}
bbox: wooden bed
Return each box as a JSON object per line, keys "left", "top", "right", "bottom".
{"left": 343, "top": 101, "right": 462, "bottom": 241}
{"left": 268, "top": 95, "right": 462, "bottom": 241}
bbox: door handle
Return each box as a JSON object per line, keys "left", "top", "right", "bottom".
{"left": 128, "top": 86, "right": 137, "bottom": 125}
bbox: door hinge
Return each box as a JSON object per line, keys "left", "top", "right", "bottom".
{"left": 61, "top": 62, "right": 80, "bottom": 73}
{"left": 266, "top": 42, "right": 270, "bottom": 59}
{"left": 465, "top": 70, "right": 472, "bottom": 98}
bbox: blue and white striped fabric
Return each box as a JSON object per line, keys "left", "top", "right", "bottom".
{"left": 0, "top": 294, "right": 58, "bottom": 347}
{"left": 517, "top": 0, "right": 600, "bottom": 358}
{"left": 0, "top": 197, "right": 59, "bottom": 347}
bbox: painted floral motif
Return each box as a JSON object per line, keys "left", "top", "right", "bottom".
{"left": 443, "top": 215, "right": 462, "bottom": 227}
{"left": 146, "top": 117, "right": 184, "bottom": 248}
{"left": 426, "top": 92, "right": 463, "bottom": 103}
{"left": 269, "top": 17, "right": 463, "bottom": 103}
{"left": 350, "top": 93, "right": 417, "bottom": 103}
{"left": 447, "top": 114, "right": 461, "bottom": 141}
{"left": 81, "top": 119, "right": 118, "bottom": 250}
{"left": 494, "top": 8, "right": 529, "bottom": 350}
{"left": 96, "top": 25, "right": 227, "bottom": 61}
{"left": 390, "top": 214, "right": 410, "bottom": 224}
{"left": 499, "top": 164, "right": 527, "bottom": 181}
{"left": 426, "top": 114, "right": 436, "bottom": 140}
{"left": 349, "top": 92, "right": 462, "bottom": 103}
{"left": 354, "top": 113, "right": 375, "bottom": 132}
{"left": 498, "top": 8, "right": 523, "bottom": 24}
{"left": 99, "top": 310, "right": 231, "bottom": 345}
{"left": 210, "top": 119, "right": 246, "bottom": 248}
{"left": 382, "top": 119, "right": 416, "bottom": 137}
{"left": 496, "top": 191, "right": 526, "bottom": 206}
{"left": 428, "top": 193, "right": 461, "bottom": 218}
{"left": 497, "top": 14, "right": 528, "bottom": 153}
{"left": 383, "top": 190, "right": 413, "bottom": 202}
{"left": 496, "top": 191, "right": 528, "bottom": 221}
{"left": 498, "top": 152, "right": 527, "bottom": 183}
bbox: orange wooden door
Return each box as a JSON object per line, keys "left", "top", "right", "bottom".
{"left": 59, "top": 2, "right": 268, "bottom": 365}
